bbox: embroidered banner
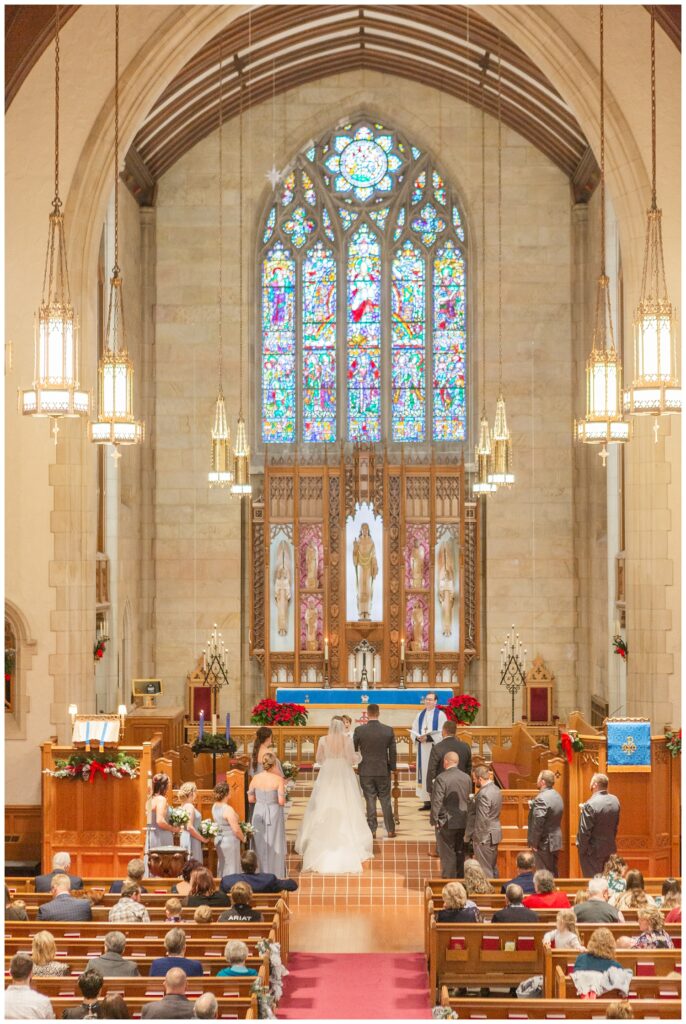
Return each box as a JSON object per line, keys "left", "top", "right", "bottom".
{"left": 606, "top": 720, "right": 651, "bottom": 772}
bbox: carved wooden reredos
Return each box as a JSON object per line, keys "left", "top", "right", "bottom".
{"left": 250, "top": 452, "right": 479, "bottom": 695}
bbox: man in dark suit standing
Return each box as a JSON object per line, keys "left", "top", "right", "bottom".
{"left": 35, "top": 851, "right": 84, "bottom": 892}
{"left": 430, "top": 752, "right": 471, "bottom": 878}
{"left": 527, "top": 770, "right": 564, "bottom": 876}
{"left": 576, "top": 772, "right": 621, "bottom": 877}
{"left": 36, "top": 874, "right": 92, "bottom": 921}
{"left": 465, "top": 765, "right": 503, "bottom": 877}
{"left": 426, "top": 720, "right": 472, "bottom": 794}
{"left": 353, "top": 703, "right": 397, "bottom": 839}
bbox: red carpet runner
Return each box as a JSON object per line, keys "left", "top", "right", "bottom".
{"left": 277, "top": 952, "right": 432, "bottom": 1019}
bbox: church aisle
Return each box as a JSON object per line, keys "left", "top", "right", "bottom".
{"left": 277, "top": 952, "right": 432, "bottom": 1020}
{"left": 289, "top": 907, "right": 424, "bottom": 953}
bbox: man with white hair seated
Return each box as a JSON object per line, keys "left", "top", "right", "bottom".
{"left": 193, "top": 992, "right": 219, "bottom": 1019}
{"left": 36, "top": 874, "right": 92, "bottom": 921}
{"left": 574, "top": 875, "right": 625, "bottom": 924}
{"left": 35, "top": 851, "right": 84, "bottom": 892}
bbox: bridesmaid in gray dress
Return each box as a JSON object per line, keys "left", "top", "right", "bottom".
{"left": 177, "top": 781, "right": 206, "bottom": 864}
{"left": 249, "top": 751, "right": 287, "bottom": 877}
{"left": 146, "top": 773, "right": 180, "bottom": 873}
{"left": 212, "top": 782, "right": 243, "bottom": 878}
{"left": 250, "top": 727, "right": 285, "bottom": 778}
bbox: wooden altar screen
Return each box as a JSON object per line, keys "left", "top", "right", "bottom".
{"left": 250, "top": 452, "right": 479, "bottom": 695}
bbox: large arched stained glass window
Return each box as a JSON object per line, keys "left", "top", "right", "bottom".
{"left": 259, "top": 117, "right": 467, "bottom": 446}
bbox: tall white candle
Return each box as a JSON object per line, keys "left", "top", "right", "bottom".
{"left": 400, "top": 638, "right": 405, "bottom": 661}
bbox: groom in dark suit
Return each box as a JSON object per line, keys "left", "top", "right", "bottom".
{"left": 353, "top": 704, "right": 397, "bottom": 839}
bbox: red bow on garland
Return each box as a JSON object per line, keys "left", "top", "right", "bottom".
{"left": 88, "top": 760, "right": 110, "bottom": 783}
{"left": 559, "top": 732, "right": 573, "bottom": 764}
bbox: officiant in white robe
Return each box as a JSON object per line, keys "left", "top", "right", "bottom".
{"left": 410, "top": 693, "right": 447, "bottom": 808}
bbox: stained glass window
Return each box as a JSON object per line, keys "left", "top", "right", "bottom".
{"left": 259, "top": 118, "right": 467, "bottom": 446}
{"left": 392, "top": 241, "right": 426, "bottom": 441}
{"left": 303, "top": 243, "right": 337, "bottom": 443}
{"left": 433, "top": 241, "right": 466, "bottom": 441}
{"left": 347, "top": 225, "right": 381, "bottom": 441}
{"left": 262, "top": 243, "right": 296, "bottom": 443}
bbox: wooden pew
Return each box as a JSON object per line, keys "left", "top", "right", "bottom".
{"left": 549, "top": 949, "right": 681, "bottom": 998}
{"left": 427, "top": 921, "right": 681, "bottom": 1001}
{"left": 5, "top": 954, "right": 266, "bottom": 976}
{"left": 439, "top": 986, "right": 682, "bottom": 1019}
{"left": 554, "top": 965, "right": 681, "bottom": 1001}
{"left": 423, "top": 878, "right": 675, "bottom": 901}
{"left": 46, "top": 993, "right": 257, "bottom": 1019}
{"left": 490, "top": 722, "right": 553, "bottom": 788}
{"left": 29, "top": 973, "right": 264, "bottom": 1000}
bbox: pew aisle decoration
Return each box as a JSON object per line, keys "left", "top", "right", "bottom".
{"left": 441, "top": 693, "right": 481, "bottom": 726}
{"left": 665, "top": 729, "right": 681, "bottom": 757}
{"left": 256, "top": 937, "right": 289, "bottom": 1002}
{"left": 558, "top": 729, "right": 585, "bottom": 763}
{"left": 43, "top": 750, "right": 139, "bottom": 782}
{"left": 251, "top": 698, "right": 309, "bottom": 726}
{"left": 432, "top": 1009, "right": 458, "bottom": 1020}
{"left": 251, "top": 979, "right": 277, "bottom": 1020}
{"left": 168, "top": 806, "right": 191, "bottom": 828}
{"left": 198, "top": 818, "right": 219, "bottom": 838}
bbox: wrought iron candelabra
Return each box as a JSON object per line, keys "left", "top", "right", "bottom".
{"left": 499, "top": 623, "right": 527, "bottom": 723}
{"left": 202, "top": 623, "right": 230, "bottom": 691}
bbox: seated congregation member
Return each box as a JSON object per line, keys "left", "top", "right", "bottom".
{"left": 436, "top": 882, "right": 480, "bottom": 923}
{"left": 463, "top": 858, "right": 494, "bottom": 896}
{"left": 574, "top": 888, "right": 590, "bottom": 905}
{"left": 4, "top": 952, "right": 55, "bottom": 1020}
{"left": 193, "top": 993, "right": 218, "bottom": 1019}
{"left": 217, "top": 940, "right": 258, "bottom": 977}
{"left": 171, "top": 858, "right": 203, "bottom": 898}
{"left": 657, "top": 877, "right": 681, "bottom": 912}
{"left": 165, "top": 897, "right": 184, "bottom": 923}
{"left": 218, "top": 881, "right": 263, "bottom": 922}
{"left": 149, "top": 927, "right": 203, "bottom": 978}
{"left": 99, "top": 995, "right": 129, "bottom": 1019}
{"left": 37, "top": 874, "right": 92, "bottom": 922}
{"left": 6, "top": 885, "right": 29, "bottom": 921}
{"left": 665, "top": 904, "right": 681, "bottom": 923}
{"left": 573, "top": 876, "right": 624, "bottom": 924}
{"left": 603, "top": 855, "right": 629, "bottom": 900}
{"left": 522, "top": 869, "right": 571, "bottom": 909}
{"left": 185, "top": 867, "right": 229, "bottom": 909}
{"left": 500, "top": 851, "right": 536, "bottom": 896}
{"left": 605, "top": 1002, "right": 634, "bottom": 1020}
{"left": 108, "top": 882, "right": 150, "bottom": 923}
{"left": 109, "top": 858, "right": 148, "bottom": 895}
{"left": 543, "top": 908, "right": 584, "bottom": 950}
{"left": 192, "top": 904, "right": 212, "bottom": 924}
{"left": 573, "top": 927, "right": 622, "bottom": 973}
{"left": 220, "top": 849, "right": 298, "bottom": 894}
{"left": 31, "top": 930, "right": 70, "bottom": 976}
{"left": 617, "top": 906, "right": 674, "bottom": 950}
{"left": 611, "top": 869, "right": 655, "bottom": 911}
{"left": 35, "top": 851, "right": 84, "bottom": 893}
{"left": 141, "top": 967, "right": 195, "bottom": 1019}
{"left": 85, "top": 931, "right": 140, "bottom": 977}
{"left": 492, "top": 884, "right": 539, "bottom": 923}
{"left": 61, "top": 969, "right": 104, "bottom": 1019}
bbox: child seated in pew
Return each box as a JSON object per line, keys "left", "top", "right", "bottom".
{"left": 605, "top": 1000, "right": 634, "bottom": 1019}
{"left": 216, "top": 939, "right": 258, "bottom": 978}
{"left": 164, "top": 897, "right": 183, "bottom": 923}
{"left": 193, "top": 904, "right": 213, "bottom": 924}
{"left": 542, "top": 909, "right": 584, "bottom": 951}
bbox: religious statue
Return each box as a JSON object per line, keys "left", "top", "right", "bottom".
{"left": 411, "top": 602, "right": 425, "bottom": 652}
{"left": 352, "top": 523, "right": 378, "bottom": 620}
{"left": 273, "top": 543, "right": 292, "bottom": 637}
{"left": 437, "top": 542, "right": 455, "bottom": 637}
{"left": 304, "top": 596, "right": 319, "bottom": 651}
{"left": 305, "top": 541, "right": 319, "bottom": 589}
{"left": 410, "top": 540, "right": 425, "bottom": 589}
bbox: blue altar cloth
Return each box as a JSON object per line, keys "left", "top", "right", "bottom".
{"left": 607, "top": 720, "right": 651, "bottom": 771}
{"left": 275, "top": 688, "right": 454, "bottom": 706}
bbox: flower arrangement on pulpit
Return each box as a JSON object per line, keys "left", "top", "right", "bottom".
{"left": 441, "top": 694, "right": 481, "bottom": 726}
{"left": 251, "top": 699, "right": 309, "bottom": 726}
{"left": 43, "top": 750, "right": 140, "bottom": 782}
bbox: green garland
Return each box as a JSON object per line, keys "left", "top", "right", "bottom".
{"left": 191, "top": 734, "right": 237, "bottom": 756}
{"left": 44, "top": 750, "right": 139, "bottom": 781}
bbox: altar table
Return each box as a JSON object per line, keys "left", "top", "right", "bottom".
{"left": 275, "top": 687, "right": 453, "bottom": 706}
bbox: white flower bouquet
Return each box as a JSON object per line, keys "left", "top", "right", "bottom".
{"left": 168, "top": 807, "right": 191, "bottom": 827}
{"left": 239, "top": 821, "right": 255, "bottom": 840}
{"left": 281, "top": 761, "right": 299, "bottom": 781}
{"left": 198, "top": 818, "right": 219, "bottom": 839}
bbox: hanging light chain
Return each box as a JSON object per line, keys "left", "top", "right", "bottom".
{"left": 650, "top": 6, "right": 657, "bottom": 209}
{"left": 54, "top": 5, "right": 61, "bottom": 208}
{"left": 599, "top": 4, "right": 606, "bottom": 278}
{"left": 218, "top": 38, "right": 224, "bottom": 392}
{"left": 497, "top": 37, "right": 503, "bottom": 391}
{"left": 238, "top": 34, "right": 245, "bottom": 419}
{"left": 480, "top": 61, "right": 487, "bottom": 415}
{"left": 113, "top": 4, "right": 120, "bottom": 279}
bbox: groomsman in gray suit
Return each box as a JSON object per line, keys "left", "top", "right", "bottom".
{"left": 527, "top": 770, "right": 564, "bottom": 876}
{"left": 430, "top": 752, "right": 471, "bottom": 878}
{"left": 465, "top": 766, "right": 503, "bottom": 878}
{"left": 353, "top": 703, "right": 397, "bottom": 839}
{"left": 576, "top": 772, "right": 621, "bottom": 877}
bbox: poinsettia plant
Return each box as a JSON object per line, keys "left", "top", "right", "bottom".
{"left": 612, "top": 635, "right": 628, "bottom": 660}
{"left": 43, "top": 751, "right": 139, "bottom": 782}
{"left": 440, "top": 694, "right": 481, "bottom": 726}
{"left": 251, "top": 698, "right": 308, "bottom": 726}
{"left": 665, "top": 729, "right": 681, "bottom": 758}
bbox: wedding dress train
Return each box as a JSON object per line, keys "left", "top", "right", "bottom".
{"left": 295, "top": 720, "right": 374, "bottom": 874}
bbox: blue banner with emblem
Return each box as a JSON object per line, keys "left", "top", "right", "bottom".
{"left": 606, "top": 720, "right": 651, "bottom": 772}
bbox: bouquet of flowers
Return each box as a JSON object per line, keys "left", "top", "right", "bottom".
{"left": 612, "top": 635, "right": 628, "bottom": 660}
{"left": 251, "top": 699, "right": 309, "bottom": 727}
{"left": 440, "top": 694, "right": 481, "bottom": 726}
{"left": 239, "top": 821, "right": 255, "bottom": 841}
{"left": 198, "top": 818, "right": 219, "bottom": 839}
{"left": 665, "top": 728, "right": 681, "bottom": 758}
{"left": 281, "top": 761, "right": 299, "bottom": 781}
{"left": 168, "top": 807, "right": 191, "bottom": 828}
{"left": 44, "top": 751, "right": 139, "bottom": 782}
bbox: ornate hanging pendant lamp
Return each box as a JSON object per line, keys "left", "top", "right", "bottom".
{"left": 231, "top": 43, "right": 252, "bottom": 497}
{"left": 575, "top": 6, "right": 630, "bottom": 456}
{"left": 488, "top": 45, "right": 515, "bottom": 487}
{"left": 208, "top": 42, "right": 233, "bottom": 488}
{"left": 19, "top": 5, "right": 90, "bottom": 440}
{"left": 473, "top": 80, "right": 496, "bottom": 495}
{"left": 623, "top": 8, "right": 681, "bottom": 422}
{"left": 89, "top": 5, "right": 144, "bottom": 455}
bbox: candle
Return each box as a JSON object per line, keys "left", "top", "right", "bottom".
{"left": 198, "top": 710, "right": 204, "bottom": 740}
{"left": 225, "top": 713, "right": 231, "bottom": 742}
{"left": 400, "top": 638, "right": 405, "bottom": 661}
{"left": 212, "top": 713, "right": 217, "bottom": 736}
{"left": 99, "top": 722, "right": 107, "bottom": 753}
{"left": 85, "top": 720, "right": 91, "bottom": 752}
{"left": 203, "top": 650, "right": 207, "bottom": 671}
{"left": 324, "top": 637, "right": 329, "bottom": 662}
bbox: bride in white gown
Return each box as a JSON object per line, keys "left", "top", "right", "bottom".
{"left": 295, "top": 717, "right": 374, "bottom": 874}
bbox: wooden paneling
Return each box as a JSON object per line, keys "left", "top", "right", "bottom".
{"left": 5, "top": 804, "right": 41, "bottom": 866}
{"left": 122, "top": 706, "right": 185, "bottom": 751}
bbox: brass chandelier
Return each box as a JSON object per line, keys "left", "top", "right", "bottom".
{"left": 89, "top": 6, "right": 144, "bottom": 454}
{"left": 623, "top": 8, "right": 681, "bottom": 421}
{"left": 19, "top": 6, "right": 90, "bottom": 438}
{"left": 575, "top": 6, "right": 630, "bottom": 454}
{"left": 473, "top": 78, "right": 496, "bottom": 496}
{"left": 208, "top": 42, "right": 233, "bottom": 488}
